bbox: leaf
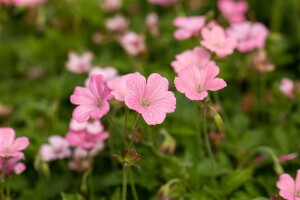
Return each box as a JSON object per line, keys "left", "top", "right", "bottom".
{"left": 221, "top": 168, "right": 253, "bottom": 195}
{"left": 61, "top": 193, "right": 85, "bottom": 200}
{"left": 111, "top": 187, "right": 121, "bottom": 200}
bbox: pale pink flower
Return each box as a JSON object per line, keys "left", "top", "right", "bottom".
{"left": 218, "top": 0, "right": 248, "bottom": 24}
{"left": 118, "top": 31, "right": 146, "bottom": 56}
{"left": 174, "top": 63, "right": 227, "bottom": 100}
{"left": 107, "top": 73, "right": 138, "bottom": 101}
{"left": 0, "top": 157, "right": 26, "bottom": 176}
{"left": 1, "top": 0, "right": 46, "bottom": 7}
{"left": 227, "top": 21, "right": 269, "bottom": 52}
{"left": 173, "top": 16, "right": 206, "bottom": 40}
{"left": 148, "top": 0, "right": 176, "bottom": 6}
{"left": 70, "top": 74, "right": 113, "bottom": 123}
{"left": 201, "top": 25, "right": 237, "bottom": 58}
{"left": 66, "top": 51, "right": 93, "bottom": 74}
{"left": 66, "top": 130, "right": 109, "bottom": 149}
{"left": 105, "top": 15, "right": 129, "bottom": 33}
{"left": 0, "top": 128, "right": 29, "bottom": 158}
{"left": 279, "top": 153, "right": 299, "bottom": 163}
{"left": 69, "top": 119, "right": 104, "bottom": 135}
{"left": 125, "top": 73, "right": 176, "bottom": 125}
{"left": 171, "top": 47, "right": 211, "bottom": 73}
{"left": 101, "top": 0, "right": 121, "bottom": 12}
{"left": 146, "top": 12, "right": 159, "bottom": 37}
{"left": 277, "top": 169, "right": 300, "bottom": 200}
{"left": 39, "top": 135, "right": 71, "bottom": 162}
{"left": 68, "top": 147, "right": 89, "bottom": 172}
{"left": 280, "top": 78, "right": 294, "bottom": 99}
{"left": 86, "top": 66, "right": 118, "bottom": 86}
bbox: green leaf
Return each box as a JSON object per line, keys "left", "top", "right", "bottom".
{"left": 61, "top": 193, "right": 85, "bottom": 200}
{"left": 221, "top": 168, "right": 253, "bottom": 195}
{"left": 111, "top": 187, "right": 121, "bottom": 200}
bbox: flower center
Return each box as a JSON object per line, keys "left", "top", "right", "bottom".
{"left": 294, "top": 190, "right": 300, "bottom": 197}
{"left": 140, "top": 98, "right": 150, "bottom": 107}
{"left": 196, "top": 84, "right": 202, "bottom": 93}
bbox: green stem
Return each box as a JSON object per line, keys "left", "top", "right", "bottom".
{"left": 129, "top": 169, "right": 139, "bottom": 200}
{"left": 129, "top": 114, "right": 141, "bottom": 149}
{"left": 124, "top": 107, "right": 129, "bottom": 146}
{"left": 1, "top": 159, "right": 7, "bottom": 199}
{"left": 200, "top": 102, "right": 216, "bottom": 176}
{"left": 122, "top": 166, "right": 128, "bottom": 200}
{"left": 107, "top": 113, "right": 123, "bottom": 142}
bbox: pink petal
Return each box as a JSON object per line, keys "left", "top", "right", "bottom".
{"left": 70, "top": 87, "right": 96, "bottom": 105}
{"left": 90, "top": 101, "right": 110, "bottom": 120}
{"left": 126, "top": 72, "right": 146, "bottom": 100}
{"left": 276, "top": 173, "right": 295, "bottom": 200}
{"left": 88, "top": 74, "right": 104, "bottom": 98}
{"left": 11, "top": 137, "right": 30, "bottom": 152}
{"left": 146, "top": 73, "right": 169, "bottom": 99}
{"left": 72, "top": 105, "right": 96, "bottom": 123}
{"left": 0, "top": 128, "right": 15, "bottom": 146}
{"left": 205, "top": 78, "right": 227, "bottom": 91}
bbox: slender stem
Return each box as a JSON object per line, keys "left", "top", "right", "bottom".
{"left": 1, "top": 159, "right": 7, "bottom": 199}
{"left": 107, "top": 113, "right": 123, "bottom": 141}
{"left": 129, "top": 114, "right": 141, "bottom": 149}
{"left": 200, "top": 102, "right": 216, "bottom": 176}
{"left": 122, "top": 166, "right": 128, "bottom": 200}
{"left": 124, "top": 107, "right": 129, "bottom": 146}
{"left": 6, "top": 176, "right": 10, "bottom": 200}
{"left": 195, "top": 102, "right": 204, "bottom": 159}
{"left": 129, "top": 169, "right": 139, "bottom": 200}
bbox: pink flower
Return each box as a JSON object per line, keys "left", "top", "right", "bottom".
{"left": 173, "top": 16, "right": 205, "bottom": 40}
{"left": 227, "top": 21, "right": 269, "bottom": 52}
{"left": 107, "top": 73, "right": 138, "bottom": 101}
{"left": 86, "top": 66, "right": 119, "bottom": 85}
{"left": 66, "top": 51, "right": 93, "bottom": 74}
{"left": 171, "top": 47, "right": 211, "bottom": 73}
{"left": 0, "top": 128, "right": 29, "bottom": 158}
{"left": 280, "top": 78, "right": 294, "bottom": 99}
{"left": 66, "top": 130, "right": 109, "bottom": 149}
{"left": 174, "top": 63, "right": 227, "bottom": 100}
{"left": 105, "top": 15, "right": 129, "bottom": 33}
{"left": 148, "top": 0, "right": 176, "bottom": 6}
{"left": 69, "top": 119, "right": 104, "bottom": 135}
{"left": 1, "top": 0, "right": 46, "bottom": 7}
{"left": 276, "top": 169, "right": 300, "bottom": 200}
{"left": 39, "top": 135, "right": 71, "bottom": 162}
{"left": 201, "top": 25, "right": 237, "bottom": 58}
{"left": 146, "top": 12, "right": 159, "bottom": 37}
{"left": 70, "top": 74, "right": 113, "bottom": 123}
{"left": 125, "top": 73, "right": 176, "bottom": 125}
{"left": 218, "top": 0, "right": 248, "bottom": 24}
{"left": 101, "top": 0, "right": 122, "bottom": 12}
{"left": 0, "top": 157, "right": 26, "bottom": 176}
{"left": 118, "top": 31, "right": 146, "bottom": 56}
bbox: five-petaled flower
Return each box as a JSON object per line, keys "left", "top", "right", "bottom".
{"left": 125, "top": 73, "right": 176, "bottom": 125}
{"left": 174, "top": 62, "right": 227, "bottom": 100}
{"left": 70, "top": 74, "right": 113, "bottom": 123}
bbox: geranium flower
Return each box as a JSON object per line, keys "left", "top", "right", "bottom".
{"left": 39, "top": 135, "right": 71, "bottom": 162}
{"left": 66, "top": 51, "right": 93, "bottom": 74}
{"left": 173, "top": 16, "right": 206, "bottom": 40}
{"left": 201, "top": 25, "right": 237, "bottom": 58}
{"left": 171, "top": 47, "right": 211, "bottom": 73}
{"left": 280, "top": 78, "right": 294, "bottom": 99}
{"left": 218, "top": 0, "right": 248, "bottom": 24}
{"left": 277, "top": 169, "right": 300, "bottom": 200}
{"left": 0, "top": 157, "right": 26, "bottom": 176}
{"left": 70, "top": 74, "right": 112, "bottom": 123}
{"left": 125, "top": 73, "right": 176, "bottom": 125}
{"left": 107, "top": 73, "right": 138, "bottom": 101}
{"left": 66, "top": 131, "right": 109, "bottom": 149}
{"left": 227, "top": 21, "right": 269, "bottom": 52}
{"left": 0, "top": 128, "right": 29, "bottom": 158}
{"left": 118, "top": 31, "right": 146, "bottom": 56}
{"left": 174, "top": 63, "right": 227, "bottom": 100}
